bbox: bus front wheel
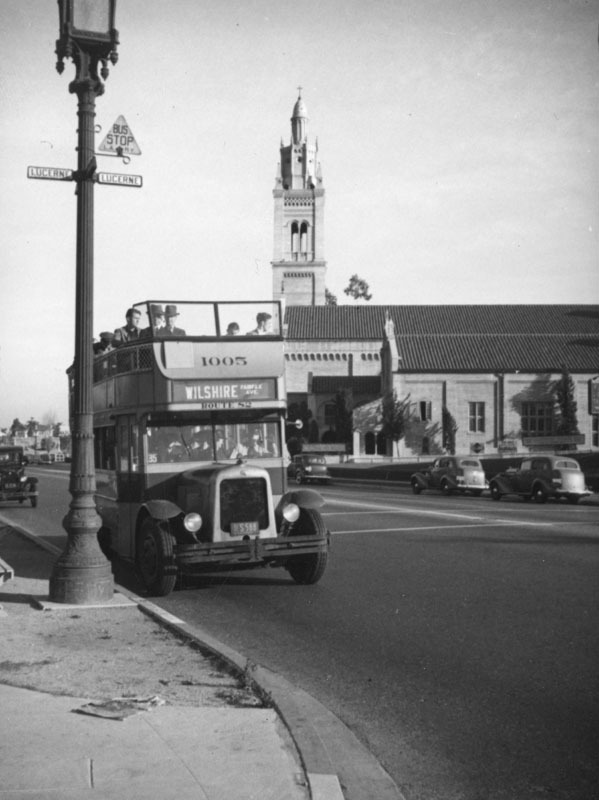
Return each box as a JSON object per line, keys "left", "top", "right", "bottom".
{"left": 286, "top": 508, "right": 329, "bottom": 585}
{"left": 136, "top": 518, "right": 177, "bottom": 596}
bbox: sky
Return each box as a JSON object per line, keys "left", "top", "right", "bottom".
{"left": 0, "top": 0, "right": 597, "bottom": 426}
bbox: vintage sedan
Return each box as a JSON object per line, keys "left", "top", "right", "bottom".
{"left": 0, "top": 446, "right": 38, "bottom": 507}
{"left": 489, "top": 455, "right": 591, "bottom": 504}
{"left": 411, "top": 456, "right": 488, "bottom": 496}
{"left": 287, "top": 454, "right": 331, "bottom": 485}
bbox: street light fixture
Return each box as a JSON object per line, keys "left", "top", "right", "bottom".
{"left": 49, "top": 0, "right": 119, "bottom": 604}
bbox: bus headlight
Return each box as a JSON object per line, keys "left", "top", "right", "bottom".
{"left": 183, "top": 512, "right": 202, "bottom": 532}
{"left": 282, "top": 503, "right": 300, "bottom": 523}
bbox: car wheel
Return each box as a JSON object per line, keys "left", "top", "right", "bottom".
{"left": 286, "top": 508, "right": 328, "bottom": 585}
{"left": 441, "top": 480, "right": 452, "bottom": 496}
{"left": 135, "top": 517, "right": 177, "bottom": 596}
{"left": 411, "top": 480, "right": 422, "bottom": 495}
{"left": 294, "top": 471, "right": 303, "bottom": 485}
{"left": 567, "top": 495, "right": 580, "bottom": 505}
{"left": 30, "top": 496, "right": 38, "bottom": 508}
{"left": 490, "top": 483, "right": 502, "bottom": 501}
{"left": 533, "top": 485, "right": 547, "bottom": 504}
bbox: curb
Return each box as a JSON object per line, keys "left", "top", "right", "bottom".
{"left": 1, "top": 519, "right": 404, "bottom": 800}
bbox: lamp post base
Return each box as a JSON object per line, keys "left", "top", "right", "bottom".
{"left": 49, "top": 515, "right": 114, "bottom": 605}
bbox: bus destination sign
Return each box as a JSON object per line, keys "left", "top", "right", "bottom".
{"left": 176, "top": 379, "right": 275, "bottom": 406}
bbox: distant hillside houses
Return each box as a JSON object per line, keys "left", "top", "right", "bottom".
{"left": 283, "top": 304, "right": 599, "bottom": 458}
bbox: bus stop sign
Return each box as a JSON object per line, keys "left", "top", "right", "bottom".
{"left": 98, "top": 115, "right": 141, "bottom": 156}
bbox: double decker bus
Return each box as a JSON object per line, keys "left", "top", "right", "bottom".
{"left": 84, "top": 299, "right": 329, "bottom": 596}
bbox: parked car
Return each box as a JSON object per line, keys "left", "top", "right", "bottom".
{"left": 287, "top": 454, "right": 331, "bottom": 485}
{"left": 411, "top": 456, "right": 488, "bottom": 496}
{"left": 489, "top": 455, "right": 591, "bottom": 504}
{"left": 0, "top": 446, "right": 39, "bottom": 507}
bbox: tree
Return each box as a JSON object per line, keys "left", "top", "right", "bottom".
{"left": 333, "top": 390, "right": 354, "bottom": 453}
{"left": 26, "top": 417, "right": 39, "bottom": 437}
{"left": 10, "top": 418, "right": 26, "bottom": 437}
{"left": 442, "top": 406, "right": 458, "bottom": 455}
{"left": 343, "top": 274, "right": 372, "bottom": 302}
{"left": 381, "top": 391, "right": 410, "bottom": 456}
{"left": 555, "top": 367, "right": 579, "bottom": 444}
{"left": 325, "top": 288, "right": 338, "bottom": 305}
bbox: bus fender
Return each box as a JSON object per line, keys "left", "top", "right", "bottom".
{"left": 141, "top": 499, "right": 183, "bottom": 521}
{"left": 275, "top": 488, "right": 324, "bottom": 527}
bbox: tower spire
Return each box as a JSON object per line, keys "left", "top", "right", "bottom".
{"left": 272, "top": 91, "right": 327, "bottom": 306}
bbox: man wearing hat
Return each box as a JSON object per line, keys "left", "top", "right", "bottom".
{"left": 163, "top": 304, "right": 186, "bottom": 337}
{"left": 142, "top": 304, "right": 166, "bottom": 338}
{"left": 93, "top": 331, "right": 115, "bottom": 355}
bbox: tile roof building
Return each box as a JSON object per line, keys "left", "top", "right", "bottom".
{"left": 274, "top": 95, "right": 599, "bottom": 458}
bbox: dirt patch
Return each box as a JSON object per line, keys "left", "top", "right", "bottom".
{"left": 0, "top": 591, "right": 264, "bottom": 708}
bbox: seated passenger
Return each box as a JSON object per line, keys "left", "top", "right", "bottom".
{"left": 93, "top": 331, "right": 115, "bottom": 355}
{"left": 163, "top": 304, "right": 186, "bottom": 337}
{"left": 214, "top": 429, "right": 228, "bottom": 459}
{"left": 226, "top": 322, "right": 240, "bottom": 336}
{"left": 143, "top": 304, "right": 166, "bottom": 338}
{"left": 246, "top": 312, "right": 272, "bottom": 335}
{"left": 113, "top": 307, "right": 142, "bottom": 346}
{"left": 247, "top": 429, "right": 270, "bottom": 457}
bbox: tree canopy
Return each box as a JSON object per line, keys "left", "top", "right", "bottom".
{"left": 343, "top": 274, "right": 372, "bottom": 302}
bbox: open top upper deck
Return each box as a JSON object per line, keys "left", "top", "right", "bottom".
{"left": 90, "top": 301, "right": 286, "bottom": 419}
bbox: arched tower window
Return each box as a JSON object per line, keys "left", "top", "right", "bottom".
{"left": 300, "top": 222, "right": 309, "bottom": 254}
{"left": 291, "top": 221, "right": 299, "bottom": 256}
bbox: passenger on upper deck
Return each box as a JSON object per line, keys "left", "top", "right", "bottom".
{"left": 247, "top": 312, "right": 272, "bottom": 335}
{"left": 144, "top": 304, "right": 166, "bottom": 337}
{"left": 226, "top": 322, "right": 240, "bottom": 336}
{"left": 93, "top": 331, "right": 115, "bottom": 355}
{"left": 163, "top": 305, "right": 186, "bottom": 337}
{"left": 113, "top": 307, "right": 142, "bottom": 346}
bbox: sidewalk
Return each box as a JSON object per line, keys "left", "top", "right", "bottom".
{"left": 0, "top": 524, "right": 404, "bottom": 800}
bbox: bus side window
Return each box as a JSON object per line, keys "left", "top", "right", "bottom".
{"left": 118, "top": 425, "right": 129, "bottom": 472}
{"left": 94, "top": 426, "right": 116, "bottom": 470}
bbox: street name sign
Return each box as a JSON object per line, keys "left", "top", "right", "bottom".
{"left": 27, "top": 166, "right": 73, "bottom": 181}
{"left": 98, "top": 115, "right": 141, "bottom": 156}
{"left": 97, "top": 172, "right": 143, "bottom": 188}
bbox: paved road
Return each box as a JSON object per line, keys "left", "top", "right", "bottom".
{"left": 3, "top": 471, "right": 598, "bottom": 800}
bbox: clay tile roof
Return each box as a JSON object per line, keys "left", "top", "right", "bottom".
{"left": 285, "top": 305, "right": 599, "bottom": 372}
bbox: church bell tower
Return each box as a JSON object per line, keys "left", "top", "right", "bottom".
{"left": 272, "top": 91, "right": 326, "bottom": 306}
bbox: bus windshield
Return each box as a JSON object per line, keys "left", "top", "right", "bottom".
{"left": 147, "top": 421, "right": 281, "bottom": 466}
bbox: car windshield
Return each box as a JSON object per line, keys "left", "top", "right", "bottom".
{"left": 460, "top": 459, "right": 482, "bottom": 468}
{"left": 305, "top": 456, "right": 326, "bottom": 464}
{"left": 0, "top": 451, "right": 21, "bottom": 467}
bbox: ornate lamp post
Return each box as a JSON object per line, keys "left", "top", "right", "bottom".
{"left": 49, "top": 0, "right": 119, "bottom": 603}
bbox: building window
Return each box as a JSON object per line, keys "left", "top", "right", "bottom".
{"left": 593, "top": 415, "right": 598, "bottom": 448}
{"left": 521, "top": 402, "right": 554, "bottom": 436}
{"left": 469, "top": 402, "right": 485, "bottom": 433}
{"left": 419, "top": 401, "right": 432, "bottom": 422}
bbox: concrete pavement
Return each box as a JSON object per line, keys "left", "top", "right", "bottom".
{"left": 0, "top": 522, "right": 404, "bottom": 800}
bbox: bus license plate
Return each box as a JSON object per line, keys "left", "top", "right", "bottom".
{"left": 231, "top": 521, "right": 259, "bottom": 536}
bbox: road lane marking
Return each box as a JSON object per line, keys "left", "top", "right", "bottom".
{"left": 330, "top": 520, "right": 556, "bottom": 535}
{"left": 323, "top": 497, "right": 484, "bottom": 521}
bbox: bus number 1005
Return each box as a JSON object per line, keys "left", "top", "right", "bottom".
{"left": 200, "top": 356, "right": 247, "bottom": 367}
